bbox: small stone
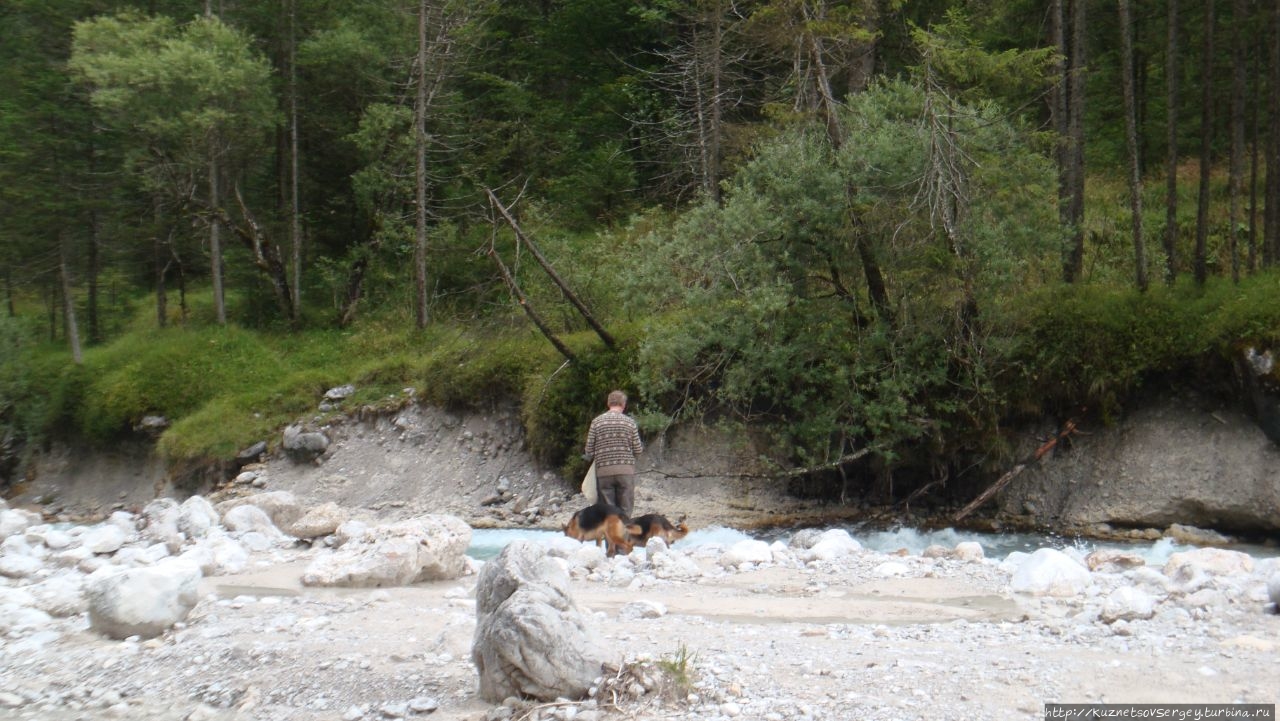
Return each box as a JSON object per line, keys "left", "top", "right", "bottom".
{"left": 343, "top": 705, "right": 366, "bottom": 721}
{"left": 408, "top": 696, "right": 439, "bottom": 713}
{"left": 720, "top": 702, "right": 742, "bottom": 717}
{"left": 380, "top": 701, "right": 408, "bottom": 718}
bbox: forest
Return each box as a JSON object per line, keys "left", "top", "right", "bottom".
{"left": 3, "top": 0, "right": 1280, "bottom": 505}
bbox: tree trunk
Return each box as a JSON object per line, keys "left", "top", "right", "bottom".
{"left": 86, "top": 131, "right": 101, "bottom": 344}
{"left": 1266, "top": 0, "right": 1280, "bottom": 266}
{"left": 59, "top": 238, "right": 82, "bottom": 365}
{"left": 5, "top": 270, "right": 15, "bottom": 318}
{"left": 206, "top": 2, "right": 226, "bottom": 325}
{"left": 176, "top": 249, "right": 189, "bottom": 325}
{"left": 413, "top": 0, "right": 432, "bottom": 330}
{"left": 1193, "top": 0, "right": 1214, "bottom": 286}
{"left": 1052, "top": 0, "right": 1086, "bottom": 283}
{"left": 1163, "top": 0, "right": 1180, "bottom": 283}
{"left": 154, "top": 200, "right": 168, "bottom": 328}
{"left": 846, "top": 0, "right": 880, "bottom": 94}
{"left": 1228, "top": 0, "right": 1247, "bottom": 282}
{"left": 1062, "top": 0, "right": 1086, "bottom": 283}
{"left": 802, "top": 5, "right": 892, "bottom": 323}
{"left": 87, "top": 207, "right": 101, "bottom": 343}
{"left": 707, "top": 3, "right": 724, "bottom": 203}
{"left": 209, "top": 140, "right": 226, "bottom": 325}
{"left": 220, "top": 186, "right": 296, "bottom": 321}
{"left": 288, "top": 0, "right": 303, "bottom": 321}
{"left": 1249, "top": 31, "right": 1261, "bottom": 271}
{"left": 1119, "top": 0, "right": 1147, "bottom": 291}
{"left": 338, "top": 254, "right": 369, "bottom": 328}
{"left": 47, "top": 280, "right": 57, "bottom": 343}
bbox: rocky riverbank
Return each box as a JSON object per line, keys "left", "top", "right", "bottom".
{"left": 0, "top": 490, "right": 1278, "bottom": 721}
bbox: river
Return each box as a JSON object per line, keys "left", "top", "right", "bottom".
{"left": 467, "top": 523, "right": 1280, "bottom": 562}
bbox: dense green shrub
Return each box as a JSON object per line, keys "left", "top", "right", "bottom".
{"left": 1006, "top": 273, "right": 1280, "bottom": 420}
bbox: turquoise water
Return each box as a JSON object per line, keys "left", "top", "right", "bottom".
{"left": 467, "top": 524, "right": 1280, "bottom": 563}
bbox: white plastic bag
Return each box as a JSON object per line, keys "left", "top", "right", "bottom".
{"left": 580, "top": 461, "right": 598, "bottom": 503}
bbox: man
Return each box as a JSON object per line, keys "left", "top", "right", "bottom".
{"left": 583, "top": 390, "right": 643, "bottom": 517}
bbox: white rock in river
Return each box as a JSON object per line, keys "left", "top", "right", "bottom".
{"left": 1010, "top": 548, "right": 1092, "bottom": 597}
{"left": 1163, "top": 548, "right": 1254, "bottom": 592}
{"left": 800, "top": 529, "right": 862, "bottom": 562}
{"left": 954, "top": 541, "right": 985, "bottom": 562}
{"left": 720, "top": 540, "right": 773, "bottom": 568}
{"left": 82, "top": 524, "right": 128, "bottom": 554}
{"left": 0, "top": 509, "right": 42, "bottom": 540}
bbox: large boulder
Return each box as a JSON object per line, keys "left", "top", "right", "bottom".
{"left": 288, "top": 502, "right": 349, "bottom": 539}
{"left": 301, "top": 515, "right": 471, "bottom": 587}
{"left": 221, "top": 504, "right": 285, "bottom": 538}
{"left": 1100, "top": 586, "right": 1157, "bottom": 623}
{"left": 85, "top": 559, "right": 202, "bottom": 639}
{"left": 1162, "top": 547, "right": 1255, "bottom": 592}
{"left": 1009, "top": 548, "right": 1092, "bottom": 597}
{"left": 175, "top": 496, "right": 219, "bottom": 540}
{"left": 719, "top": 539, "right": 773, "bottom": 568}
{"left": 180, "top": 532, "right": 250, "bottom": 576}
{"left": 140, "top": 499, "right": 185, "bottom": 553}
{"left": 82, "top": 523, "right": 128, "bottom": 554}
{"left": 0, "top": 509, "right": 42, "bottom": 540}
{"left": 215, "top": 491, "right": 303, "bottom": 532}
{"left": 798, "top": 529, "right": 862, "bottom": 562}
{"left": 472, "top": 540, "right": 606, "bottom": 702}
{"left": 283, "top": 424, "right": 330, "bottom": 463}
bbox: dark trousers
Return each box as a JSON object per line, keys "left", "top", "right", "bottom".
{"left": 596, "top": 473, "right": 635, "bottom": 518}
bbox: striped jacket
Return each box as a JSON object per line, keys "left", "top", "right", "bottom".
{"left": 584, "top": 411, "right": 643, "bottom": 477}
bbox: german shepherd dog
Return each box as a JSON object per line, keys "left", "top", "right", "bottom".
{"left": 629, "top": 514, "right": 689, "bottom": 545}
{"left": 563, "top": 502, "right": 641, "bottom": 557}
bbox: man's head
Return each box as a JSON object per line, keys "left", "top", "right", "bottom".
{"left": 607, "top": 390, "right": 627, "bottom": 409}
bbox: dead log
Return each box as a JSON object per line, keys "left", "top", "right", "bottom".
{"left": 204, "top": 185, "right": 296, "bottom": 325}
{"left": 953, "top": 419, "right": 1079, "bottom": 522}
{"left": 487, "top": 246, "right": 576, "bottom": 363}
{"left": 486, "top": 188, "right": 617, "bottom": 350}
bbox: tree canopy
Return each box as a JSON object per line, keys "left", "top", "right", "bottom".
{"left": 3, "top": 0, "right": 1280, "bottom": 501}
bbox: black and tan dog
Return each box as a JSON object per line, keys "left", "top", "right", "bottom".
{"left": 563, "top": 502, "right": 641, "bottom": 557}
{"left": 630, "top": 514, "right": 690, "bottom": 545}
